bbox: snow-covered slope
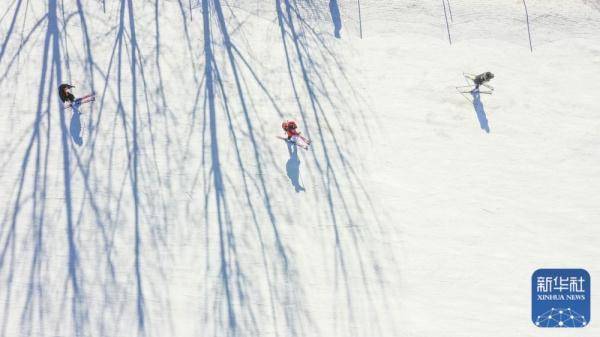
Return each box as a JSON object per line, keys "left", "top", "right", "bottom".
{"left": 1, "top": 1, "right": 599, "bottom": 336}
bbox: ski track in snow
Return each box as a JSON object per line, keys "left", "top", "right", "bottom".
{"left": 0, "top": 1, "right": 599, "bottom": 336}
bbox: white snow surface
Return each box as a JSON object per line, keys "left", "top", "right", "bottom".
{"left": 1, "top": 0, "right": 600, "bottom": 336}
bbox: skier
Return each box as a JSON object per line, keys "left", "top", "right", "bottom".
{"left": 281, "top": 120, "right": 311, "bottom": 149}
{"left": 473, "top": 72, "right": 494, "bottom": 90}
{"left": 456, "top": 71, "right": 495, "bottom": 97}
{"left": 58, "top": 84, "right": 95, "bottom": 108}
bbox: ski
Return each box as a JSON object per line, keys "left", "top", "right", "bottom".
{"left": 458, "top": 72, "right": 495, "bottom": 96}
{"left": 457, "top": 89, "right": 493, "bottom": 94}
{"left": 277, "top": 136, "right": 309, "bottom": 150}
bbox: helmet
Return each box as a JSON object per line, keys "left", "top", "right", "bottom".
{"left": 287, "top": 120, "right": 297, "bottom": 129}
{"left": 485, "top": 72, "right": 494, "bottom": 80}
{"left": 58, "top": 83, "right": 75, "bottom": 103}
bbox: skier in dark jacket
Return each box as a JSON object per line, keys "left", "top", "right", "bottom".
{"left": 473, "top": 72, "right": 494, "bottom": 89}
{"left": 58, "top": 84, "right": 95, "bottom": 108}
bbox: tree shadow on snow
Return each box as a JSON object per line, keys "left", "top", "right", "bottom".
{"left": 329, "top": 0, "right": 342, "bottom": 38}
{"left": 0, "top": 1, "right": 90, "bottom": 336}
{"left": 276, "top": 1, "right": 399, "bottom": 335}
{"left": 1, "top": 1, "right": 180, "bottom": 336}
{"left": 198, "top": 1, "right": 302, "bottom": 335}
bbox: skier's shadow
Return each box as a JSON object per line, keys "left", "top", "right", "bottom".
{"left": 69, "top": 108, "right": 83, "bottom": 146}
{"left": 471, "top": 90, "right": 490, "bottom": 133}
{"left": 286, "top": 142, "right": 305, "bottom": 192}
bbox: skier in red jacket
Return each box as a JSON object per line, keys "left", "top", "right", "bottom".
{"left": 281, "top": 120, "right": 311, "bottom": 148}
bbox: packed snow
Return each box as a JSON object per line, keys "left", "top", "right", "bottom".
{"left": 1, "top": 0, "right": 599, "bottom": 336}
